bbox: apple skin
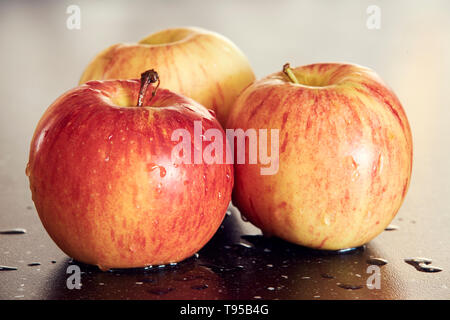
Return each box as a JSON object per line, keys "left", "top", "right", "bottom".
{"left": 27, "top": 79, "right": 233, "bottom": 270}
{"left": 79, "top": 27, "right": 255, "bottom": 126}
{"left": 227, "top": 63, "right": 413, "bottom": 250}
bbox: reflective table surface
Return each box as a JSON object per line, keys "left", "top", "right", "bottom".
{"left": 1, "top": 0, "right": 449, "bottom": 300}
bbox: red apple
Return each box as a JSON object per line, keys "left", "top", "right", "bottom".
{"left": 227, "top": 63, "right": 413, "bottom": 250}
{"left": 27, "top": 70, "right": 233, "bottom": 270}
{"left": 79, "top": 26, "right": 256, "bottom": 126}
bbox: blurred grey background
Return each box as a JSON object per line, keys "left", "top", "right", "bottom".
{"left": 0, "top": 0, "right": 449, "bottom": 299}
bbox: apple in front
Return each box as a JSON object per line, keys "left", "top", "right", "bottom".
{"left": 80, "top": 26, "right": 255, "bottom": 126}
{"left": 227, "top": 63, "right": 413, "bottom": 250}
{"left": 27, "top": 71, "right": 233, "bottom": 270}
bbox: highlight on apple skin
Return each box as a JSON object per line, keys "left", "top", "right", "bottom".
{"left": 26, "top": 75, "right": 234, "bottom": 270}
{"left": 79, "top": 26, "right": 256, "bottom": 126}
{"left": 227, "top": 63, "right": 413, "bottom": 250}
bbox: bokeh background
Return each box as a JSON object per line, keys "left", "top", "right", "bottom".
{"left": 0, "top": 0, "right": 449, "bottom": 299}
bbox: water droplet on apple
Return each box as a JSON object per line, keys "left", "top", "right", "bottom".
{"left": 240, "top": 213, "right": 249, "bottom": 222}
{"left": 226, "top": 173, "right": 231, "bottom": 181}
{"left": 208, "top": 109, "right": 216, "bottom": 117}
{"left": 25, "top": 163, "right": 31, "bottom": 177}
{"left": 378, "top": 154, "right": 384, "bottom": 173}
{"left": 149, "top": 164, "right": 166, "bottom": 178}
{"left": 323, "top": 214, "right": 332, "bottom": 226}
{"left": 147, "top": 287, "right": 174, "bottom": 295}
{"left": 218, "top": 191, "right": 222, "bottom": 199}
{"left": 105, "top": 156, "right": 110, "bottom": 162}
{"left": 351, "top": 170, "right": 360, "bottom": 181}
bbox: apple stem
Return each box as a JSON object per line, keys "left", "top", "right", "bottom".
{"left": 282, "top": 63, "right": 299, "bottom": 84}
{"left": 137, "top": 69, "right": 160, "bottom": 107}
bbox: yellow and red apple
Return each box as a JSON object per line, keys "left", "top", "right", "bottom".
{"left": 27, "top": 71, "right": 233, "bottom": 270}
{"left": 227, "top": 63, "right": 413, "bottom": 250}
{"left": 80, "top": 27, "right": 255, "bottom": 126}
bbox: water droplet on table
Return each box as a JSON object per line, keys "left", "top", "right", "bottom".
{"left": 236, "top": 241, "right": 254, "bottom": 249}
{"left": 191, "top": 284, "right": 208, "bottom": 290}
{"left": 405, "top": 257, "right": 443, "bottom": 273}
{"left": 367, "top": 258, "right": 388, "bottom": 266}
{"left": 337, "top": 283, "right": 363, "bottom": 290}
{"left": 385, "top": 224, "right": 399, "bottom": 231}
{"left": 147, "top": 287, "right": 174, "bottom": 295}
{"left": 0, "top": 266, "right": 18, "bottom": 271}
{"left": 0, "top": 228, "right": 27, "bottom": 235}
{"left": 27, "top": 262, "right": 41, "bottom": 267}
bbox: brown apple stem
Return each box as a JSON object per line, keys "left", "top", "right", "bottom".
{"left": 137, "top": 69, "right": 160, "bottom": 107}
{"left": 282, "top": 63, "right": 299, "bottom": 84}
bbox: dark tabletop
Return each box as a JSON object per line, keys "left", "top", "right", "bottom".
{"left": 1, "top": 197, "right": 449, "bottom": 300}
